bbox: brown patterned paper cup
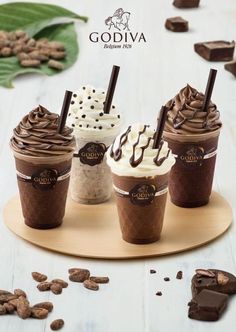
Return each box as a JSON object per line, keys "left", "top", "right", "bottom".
{"left": 70, "top": 132, "right": 119, "bottom": 204}
{"left": 163, "top": 128, "right": 220, "bottom": 208}
{"left": 13, "top": 150, "right": 73, "bottom": 229}
{"left": 112, "top": 173, "right": 169, "bottom": 244}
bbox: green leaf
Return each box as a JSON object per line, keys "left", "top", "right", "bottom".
{"left": 0, "top": 2, "right": 88, "bottom": 36}
{"left": 0, "top": 22, "right": 78, "bottom": 88}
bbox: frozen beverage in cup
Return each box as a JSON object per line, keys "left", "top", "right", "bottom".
{"left": 10, "top": 105, "right": 75, "bottom": 229}
{"left": 67, "top": 85, "right": 122, "bottom": 204}
{"left": 107, "top": 122, "right": 175, "bottom": 244}
{"left": 164, "top": 75, "right": 222, "bottom": 207}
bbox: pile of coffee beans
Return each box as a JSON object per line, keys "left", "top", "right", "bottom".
{"left": 0, "top": 30, "right": 66, "bottom": 70}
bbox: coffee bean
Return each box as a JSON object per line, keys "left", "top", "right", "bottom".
{"left": 32, "top": 272, "right": 47, "bottom": 282}
{"left": 50, "top": 319, "right": 64, "bottom": 330}
{"left": 83, "top": 279, "right": 99, "bottom": 291}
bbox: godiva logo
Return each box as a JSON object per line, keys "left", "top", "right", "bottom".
{"left": 32, "top": 169, "right": 58, "bottom": 191}
{"left": 130, "top": 184, "right": 156, "bottom": 206}
{"left": 89, "top": 8, "right": 147, "bottom": 49}
{"left": 77, "top": 142, "right": 107, "bottom": 166}
{"left": 179, "top": 146, "right": 204, "bottom": 167}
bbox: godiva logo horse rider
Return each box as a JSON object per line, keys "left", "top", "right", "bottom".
{"left": 77, "top": 142, "right": 107, "bottom": 166}
{"left": 89, "top": 8, "right": 147, "bottom": 48}
{"left": 179, "top": 146, "right": 204, "bottom": 167}
{"left": 130, "top": 184, "right": 156, "bottom": 206}
{"left": 32, "top": 169, "right": 58, "bottom": 190}
{"left": 105, "top": 8, "right": 131, "bottom": 31}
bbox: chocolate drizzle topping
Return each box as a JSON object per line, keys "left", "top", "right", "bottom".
{"left": 110, "top": 126, "right": 131, "bottom": 161}
{"left": 154, "top": 141, "right": 170, "bottom": 166}
{"left": 129, "top": 126, "right": 152, "bottom": 167}
{"left": 110, "top": 125, "right": 170, "bottom": 168}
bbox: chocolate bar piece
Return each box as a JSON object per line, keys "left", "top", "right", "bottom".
{"left": 165, "top": 17, "right": 188, "bottom": 32}
{"left": 192, "top": 269, "right": 236, "bottom": 296}
{"left": 188, "top": 289, "right": 228, "bottom": 321}
{"left": 225, "top": 61, "right": 236, "bottom": 77}
{"left": 194, "top": 41, "right": 235, "bottom": 61}
{"left": 173, "top": 0, "right": 200, "bottom": 8}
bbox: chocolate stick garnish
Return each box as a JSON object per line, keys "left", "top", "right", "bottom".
{"left": 202, "top": 68, "right": 217, "bottom": 113}
{"left": 103, "top": 65, "right": 120, "bottom": 114}
{"left": 153, "top": 106, "right": 169, "bottom": 149}
{"left": 57, "top": 90, "right": 73, "bottom": 134}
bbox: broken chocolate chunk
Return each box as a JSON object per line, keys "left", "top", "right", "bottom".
{"left": 188, "top": 289, "right": 228, "bottom": 321}
{"left": 176, "top": 271, "right": 183, "bottom": 280}
{"left": 165, "top": 17, "right": 188, "bottom": 32}
{"left": 224, "top": 61, "right": 236, "bottom": 77}
{"left": 173, "top": 0, "right": 200, "bottom": 8}
{"left": 150, "top": 269, "right": 156, "bottom": 274}
{"left": 194, "top": 41, "right": 235, "bottom": 61}
{"left": 192, "top": 269, "right": 236, "bottom": 296}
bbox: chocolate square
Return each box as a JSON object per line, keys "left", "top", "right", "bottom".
{"left": 173, "top": 0, "right": 200, "bottom": 8}
{"left": 188, "top": 289, "right": 228, "bottom": 321}
{"left": 165, "top": 17, "right": 188, "bottom": 32}
{"left": 194, "top": 41, "right": 235, "bottom": 61}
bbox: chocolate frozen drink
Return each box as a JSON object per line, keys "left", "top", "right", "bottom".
{"left": 107, "top": 123, "right": 175, "bottom": 244}
{"left": 67, "top": 85, "right": 122, "bottom": 204}
{"left": 10, "top": 105, "right": 75, "bottom": 229}
{"left": 164, "top": 80, "right": 222, "bottom": 207}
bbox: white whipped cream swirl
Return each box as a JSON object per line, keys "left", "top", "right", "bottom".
{"left": 107, "top": 123, "right": 176, "bottom": 177}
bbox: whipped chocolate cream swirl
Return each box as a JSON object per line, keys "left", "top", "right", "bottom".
{"left": 11, "top": 105, "right": 75, "bottom": 157}
{"left": 165, "top": 85, "right": 222, "bottom": 134}
{"left": 107, "top": 123, "right": 175, "bottom": 177}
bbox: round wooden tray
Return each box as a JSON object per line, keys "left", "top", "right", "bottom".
{"left": 3, "top": 192, "right": 232, "bottom": 259}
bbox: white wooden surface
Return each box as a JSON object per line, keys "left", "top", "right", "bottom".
{"left": 0, "top": 0, "right": 236, "bottom": 331}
